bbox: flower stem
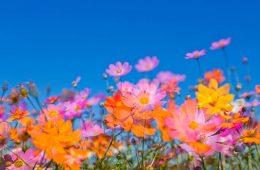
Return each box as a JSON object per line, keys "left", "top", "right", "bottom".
{"left": 248, "top": 146, "right": 252, "bottom": 170}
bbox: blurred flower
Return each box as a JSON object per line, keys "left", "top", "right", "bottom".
{"left": 0, "top": 122, "right": 11, "bottom": 148}
{"left": 135, "top": 56, "right": 159, "bottom": 72}
{"left": 185, "top": 49, "right": 206, "bottom": 60}
{"left": 242, "top": 57, "right": 248, "bottom": 64}
{"left": 117, "top": 81, "right": 135, "bottom": 93}
{"left": 204, "top": 69, "right": 225, "bottom": 84}
{"left": 240, "top": 124, "right": 260, "bottom": 144}
{"left": 210, "top": 38, "right": 231, "bottom": 50}
{"left": 81, "top": 120, "right": 103, "bottom": 138}
{"left": 156, "top": 71, "right": 186, "bottom": 83}
{"left": 255, "top": 85, "right": 260, "bottom": 95}
{"left": 239, "top": 91, "right": 255, "bottom": 100}
{"left": 44, "top": 96, "right": 60, "bottom": 104}
{"left": 106, "top": 62, "right": 132, "bottom": 77}
{"left": 7, "top": 103, "right": 30, "bottom": 122}
{"left": 29, "top": 118, "right": 81, "bottom": 163}
{"left": 72, "top": 76, "right": 81, "bottom": 87}
{"left": 9, "top": 148, "right": 39, "bottom": 170}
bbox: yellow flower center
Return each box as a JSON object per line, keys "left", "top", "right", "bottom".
{"left": 14, "top": 159, "right": 24, "bottom": 168}
{"left": 189, "top": 121, "right": 199, "bottom": 129}
{"left": 115, "top": 102, "right": 122, "bottom": 107}
{"left": 116, "top": 69, "right": 122, "bottom": 73}
{"left": 49, "top": 111, "right": 57, "bottom": 118}
{"left": 140, "top": 97, "right": 149, "bottom": 105}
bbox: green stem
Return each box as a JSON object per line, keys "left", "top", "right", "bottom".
{"left": 248, "top": 146, "right": 252, "bottom": 170}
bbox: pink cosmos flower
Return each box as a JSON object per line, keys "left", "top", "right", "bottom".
{"left": 165, "top": 99, "right": 233, "bottom": 156}
{"left": 106, "top": 62, "right": 132, "bottom": 77}
{"left": 246, "top": 100, "right": 260, "bottom": 107}
{"left": 86, "top": 94, "right": 105, "bottom": 107}
{"left": 61, "top": 101, "right": 84, "bottom": 119}
{"left": 210, "top": 38, "right": 231, "bottom": 50}
{"left": 81, "top": 120, "right": 103, "bottom": 138}
{"left": 117, "top": 81, "right": 135, "bottom": 93}
{"left": 135, "top": 56, "right": 159, "bottom": 72}
{"left": 185, "top": 49, "right": 206, "bottom": 60}
{"left": 9, "top": 148, "right": 38, "bottom": 170}
{"left": 122, "top": 79, "right": 166, "bottom": 111}
{"left": 239, "top": 91, "right": 255, "bottom": 99}
{"left": 156, "top": 71, "right": 186, "bottom": 83}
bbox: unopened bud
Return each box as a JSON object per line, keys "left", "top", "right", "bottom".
{"left": 102, "top": 73, "right": 108, "bottom": 79}
{"left": 235, "top": 84, "right": 242, "bottom": 91}
{"left": 2, "top": 81, "right": 8, "bottom": 92}
{"left": 242, "top": 57, "right": 248, "bottom": 64}
{"left": 20, "top": 87, "right": 28, "bottom": 98}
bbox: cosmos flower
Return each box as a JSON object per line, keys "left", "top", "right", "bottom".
{"left": 135, "top": 56, "right": 159, "bottom": 72}
{"left": 240, "top": 124, "right": 260, "bottom": 144}
{"left": 165, "top": 99, "right": 232, "bottom": 156}
{"left": 106, "top": 62, "right": 132, "bottom": 77}
{"left": 196, "top": 79, "right": 234, "bottom": 116}
{"left": 122, "top": 79, "right": 166, "bottom": 111}
{"left": 204, "top": 69, "right": 225, "bottom": 84}
{"left": 29, "top": 118, "right": 81, "bottom": 164}
{"left": 210, "top": 38, "right": 231, "bottom": 50}
{"left": 0, "top": 122, "right": 11, "bottom": 149}
{"left": 117, "top": 81, "right": 135, "bottom": 93}
{"left": 9, "top": 148, "right": 39, "bottom": 170}
{"left": 185, "top": 49, "right": 206, "bottom": 60}
{"left": 156, "top": 71, "right": 186, "bottom": 83}
{"left": 81, "top": 120, "right": 103, "bottom": 138}
{"left": 7, "top": 103, "right": 30, "bottom": 122}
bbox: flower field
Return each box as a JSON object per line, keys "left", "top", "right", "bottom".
{"left": 0, "top": 38, "right": 259, "bottom": 170}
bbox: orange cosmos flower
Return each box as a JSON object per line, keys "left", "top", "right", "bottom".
{"left": 104, "top": 92, "right": 156, "bottom": 137}
{"left": 196, "top": 79, "right": 234, "bottom": 116}
{"left": 221, "top": 112, "right": 249, "bottom": 129}
{"left": 152, "top": 100, "right": 175, "bottom": 141}
{"left": 29, "top": 118, "right": 81, "bottom": 164}
{"left": 83, "top": 134, "right": 123, "bottom": 159}
{"left": 204, "top": 69, "right": 225, "bottom": 84}
{"left": 240, "top": 124, "right": 260, "bottom": 144}
{"left": 7, "top": 104, "right": 30, "bottom": 122}
{"left": 0, "top": 122, "right": 11, "bottom": 148}
{"left": 255, "top": 85, "right": 260, "bottom": 95}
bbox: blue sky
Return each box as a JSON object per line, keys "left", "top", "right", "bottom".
{"left": 0, "top": 0, "right": 259, "bottom": 96}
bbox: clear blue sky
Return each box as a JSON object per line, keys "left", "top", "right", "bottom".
{"left": 0, "top": 0, "right": 259, "bottom": 96}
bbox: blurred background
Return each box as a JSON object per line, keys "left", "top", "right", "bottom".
{"left": 0, "top": 0, "right": 259, "bottom": 96}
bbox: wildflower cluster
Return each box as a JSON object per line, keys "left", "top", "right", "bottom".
{"left": 0, "top": 38, "right": 259, "bottom": 170}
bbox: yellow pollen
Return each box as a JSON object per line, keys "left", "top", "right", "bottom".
{"left": 189, "top": 121, "right": 199, "bottom": 129}
{"left": 116, "top": 69, "right": 122, "bottom": 73}
{"left": 14, "top": 159, "right": 24, "bottom": 168}
{"left": 140, "top": 97, "right": 149, "bottom": 105}
{"left": 49, "top": 111, "right": 57, "bottom": 118}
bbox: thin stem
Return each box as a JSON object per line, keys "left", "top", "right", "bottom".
{"left": 201, "top": 156, "right": 207, "bottom": 170}
{"left": 248, "top": 146, "right": 252, "bottom": 170}
{"left": 27, "top": 96, "right": 38, "bottom": 112}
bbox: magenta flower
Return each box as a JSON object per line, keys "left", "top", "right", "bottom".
{"left": 106, "top": 62, "right": 132, "bottom": 77}
{"left": 210, "top": 38, "right": 231, "bottom": 50}
{"left": 81, "top": 120, "right": 103, "bottom": 138}
{"left": 185, "top": 49, "right": 206, "bottom": 60}
{"left": 135, "top": 56, "right": 159, "bottom": 72}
